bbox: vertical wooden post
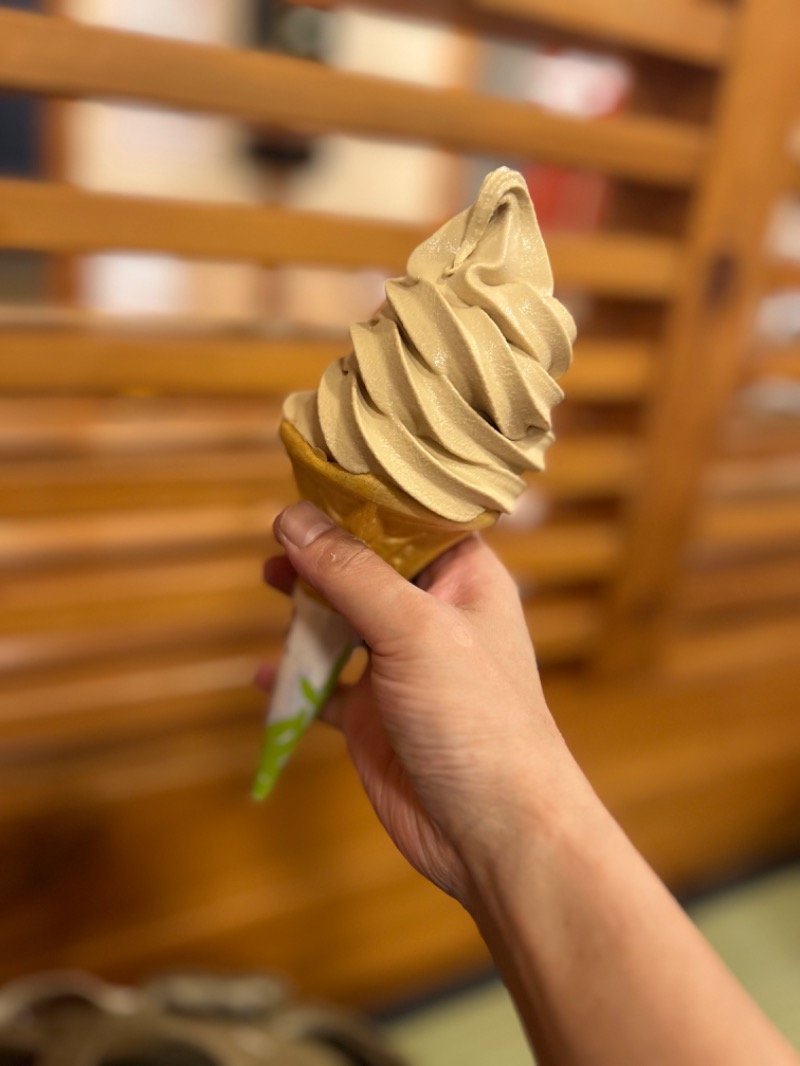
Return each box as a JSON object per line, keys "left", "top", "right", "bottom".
{"left": 594, "top": 0, "right": 800, "bottom": 675}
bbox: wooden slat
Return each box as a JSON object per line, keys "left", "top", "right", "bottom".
{"left": 290, "top": 0, "right": 729, "bottom": 68}
{"left": 472, "top": 0, "right": 731, "bottom": 67}
{"left": 722, "top": 409, "right": 800, "bottom": 458}
{"left": 676, "top": 556, "right": 800, "bottom": 616}
{"left": 0, "top": 435, "right": 637, "bottom": 517}
{"left": 0, "top": 591, "right": 597, "bottom": 680}
{"left": 0, "top": 504, "right": 280, "bottom": 570}
{"left": 0, "top": 451, "right": 294, "bottom": 516}
{"left": 564, "top": 339, "right": 654, "bottom": 402}
{"left": 1, "top": 507, "right": 619, "bottom": 595}
{"left": 0, "top": 397, "right": 282, "bottom": 457}
{"left": 0, "top": 602, "right": 278, "bottom": 678}
{"left": 0, "top": 182, "right": 682, "bottom": 297}
{"left": 764, "top": 258, "right": 800, "bottom": 290}
{"left": 747, "top": 343, "right": 800, "bottom": 382}
{"left": 541, "top": 436, "right": 638, "bottom": 497}
{"left": 0, "top": 331, "right": 345, "bottom": 398}
{"left": 0, "top": 180, "right": 422, "bottom": 270}
{"left": 525, "top": 595, "right": 600, "bottom": 662}
{"left": 694, "top": 495, "right": 800, "bottom": 555}
{"left": 2, "top": 553, "right": 271, "bottom": 633}
{"left": 2, "top": 517, "right": 618, "bottom": 652}
{"left": 707, "top": 454, "right": 800, "bottom": 498}
{"left": 595, "top": 0, "right": 800, "bottom": 673}
{"left": 548, "top": 233, "right": 680, "bottom": 299}
{"left": 664, "top": 610, "right": 800, "bottom": 682}
{"left": 489, "top": 520, "right": 620, "bottom": 584}
{"left": 0, "top": 9, "right": 705, "bottom": 186}
{"left": 0, "top": 329, "right": 658, "bottom": 398}
{"left": 0, "top": 595, "right": 596, "bottom": 746}
{"left": 0, "top": 648, "right": 265, "bottom": 746}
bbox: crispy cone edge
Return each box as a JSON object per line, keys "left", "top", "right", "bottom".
{"left": 280, "top": 419, "right": 498, "bottom": 581}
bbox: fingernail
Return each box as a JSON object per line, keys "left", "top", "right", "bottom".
{"left": 276, "top": 502, "right": 335, "bottom": 548}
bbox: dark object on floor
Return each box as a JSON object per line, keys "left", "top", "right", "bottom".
{"left": 0, "top": 971, "right": 406, "bottom": 1066}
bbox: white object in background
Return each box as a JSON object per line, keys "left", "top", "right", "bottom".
{"left": 524, "top": 49, "right": 631, "bottom": 117}
{"left": 65, "top": 0, "right": 261, "bottom": 322}
{"left": 768, "top": 197, "right": 800, "bottom": 264}
{"left": 756, "top": 291, "right": 800, "bottom": 344}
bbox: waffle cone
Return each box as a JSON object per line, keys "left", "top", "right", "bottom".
{"left": 280, "top": 420, "right": 498, "bottom": 581}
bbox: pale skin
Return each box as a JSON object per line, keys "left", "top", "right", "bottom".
{"left": 258, "top": 500, "right": 799, "bottom": 1066}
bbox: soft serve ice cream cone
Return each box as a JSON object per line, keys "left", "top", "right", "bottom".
{"left": 281, "top": 420, "right": 498, "bottom": 579}
{"left": 252, "top": 167, "right": 575, "bottom": 799}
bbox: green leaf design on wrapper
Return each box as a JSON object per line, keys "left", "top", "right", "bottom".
{"left": 251, "top": 644, "right": 353, "bottom": 801}
{"left": 301, "top": 677, "right": 320, "bottom": 706}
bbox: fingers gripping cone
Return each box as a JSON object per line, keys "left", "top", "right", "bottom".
{"left": 251, "top": 421, "right": 498, "bottom": 799}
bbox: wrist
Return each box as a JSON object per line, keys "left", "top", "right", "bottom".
{"left": 455, "top": 742, "right": 601, "bottom": 916}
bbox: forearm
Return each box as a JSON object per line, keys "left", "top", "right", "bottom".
{"left": 462, "top": 762, "right": 798, "bottom": 1066}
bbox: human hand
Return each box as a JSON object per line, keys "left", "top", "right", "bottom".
{"left": 258, "top": 502, "right": 576, "bottom": 906}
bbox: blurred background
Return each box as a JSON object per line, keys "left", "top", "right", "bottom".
{"left": 1, "top": 0, "right": 799, "bottom": 1061}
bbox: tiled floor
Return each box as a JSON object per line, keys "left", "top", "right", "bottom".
{"left": 384, "top": 863, "right": 800, "bottom": 1065}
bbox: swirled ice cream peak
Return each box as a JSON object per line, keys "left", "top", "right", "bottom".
{"left": 284, "top": 167, "right": 576, "bottom": 522}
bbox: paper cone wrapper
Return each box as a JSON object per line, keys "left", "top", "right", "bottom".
{"left": 251, "top": 585, "right": 357, "bottom": 800}
{"left": 252, "top": 421, "right": 499, "bottom": 800}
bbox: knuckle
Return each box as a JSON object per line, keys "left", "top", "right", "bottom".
{"left": 315, "top": 532, "right": 375, "bottom": 579}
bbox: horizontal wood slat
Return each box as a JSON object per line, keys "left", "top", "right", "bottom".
{"left": 664, "top": 610, "right": 800, "bottom": 682}
{"left": 0, "top": 9, "right": 705, "bottom": 186}
{"left": 563, "top": 339, "right": 655, "bottom": 401}
{"left": 0, "top": 650, "right": 266, "bottom": 749}
{"left": 0, "top": 437, "right": 637, "bottom": 517}
{"left": 764, "top": 257, "right": 800, "bottom": 290}
{"left": 0, "top": 397, "right": 281, "bottom": 456}
{"left": 0, "top": 331, "right": 344, "bottom": 398}
{"left": 549, "top": 233, "right": 680, "bottom": 298}
{"left": 489, "top": 520, "right": 620, "bottom": 584}
{"left": 676, "top": 556, "right": 800, "bottom": 617}
{"left": 524, "top": 596, "right": 600, "bottom": 661}
{"left": 471, "top": 0, "right": 731, "bottom": 66}
{"left": 722, "top": 411, "right": 800, "bottom": 458}
{"left": 3, "top": 554, "right": 272, "bottom": 634}
{"left": 0, "top": 329, "right": 657, "bottom": 398}
{"left": 0, "top": 603, "right": 277, "bottom": 678}
{"left": 693, "top": 495, "right": 800, "bottom": 555}
{"left": 543, "top": 436, "right": 639, "bottom": 497}
{"left": 1, "top": 506, "right": 618, "bottom": 589}
{"left": 0, "top": 180, "right": 422, "bottom": 271}
{"left": 707, "top": 454, "right": 800, "bottom": 498}
{"left": 749, "top": 344, "right": 800, "bottom": 382}
{"left": 1, "top": 593, "right": 598, "bottom": 680}
{"left": 0, "top": 182, "right": 682, "bottom": 297}
{"left": 0, "top": 504, "right": 281, "bottom": 570}
{"left": 0, "top": 452, "right": 293, "bottom": 516}
{"left": 0, "top": 595, "right": 597, "bottom": 743}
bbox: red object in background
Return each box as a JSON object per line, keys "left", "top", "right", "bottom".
{"left": 523, "top": 164, "right": 609, "bottom": 233}
{"left": 521, "top": 47, "right": 631, "bottom": 233}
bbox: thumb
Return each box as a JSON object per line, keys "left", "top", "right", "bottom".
{"left": 273, "top": 501, "right": 426, "bottom": 650}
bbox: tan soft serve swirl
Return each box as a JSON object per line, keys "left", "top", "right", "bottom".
{"left": 284, "top": 167, "right": 576, "bottom": 522}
